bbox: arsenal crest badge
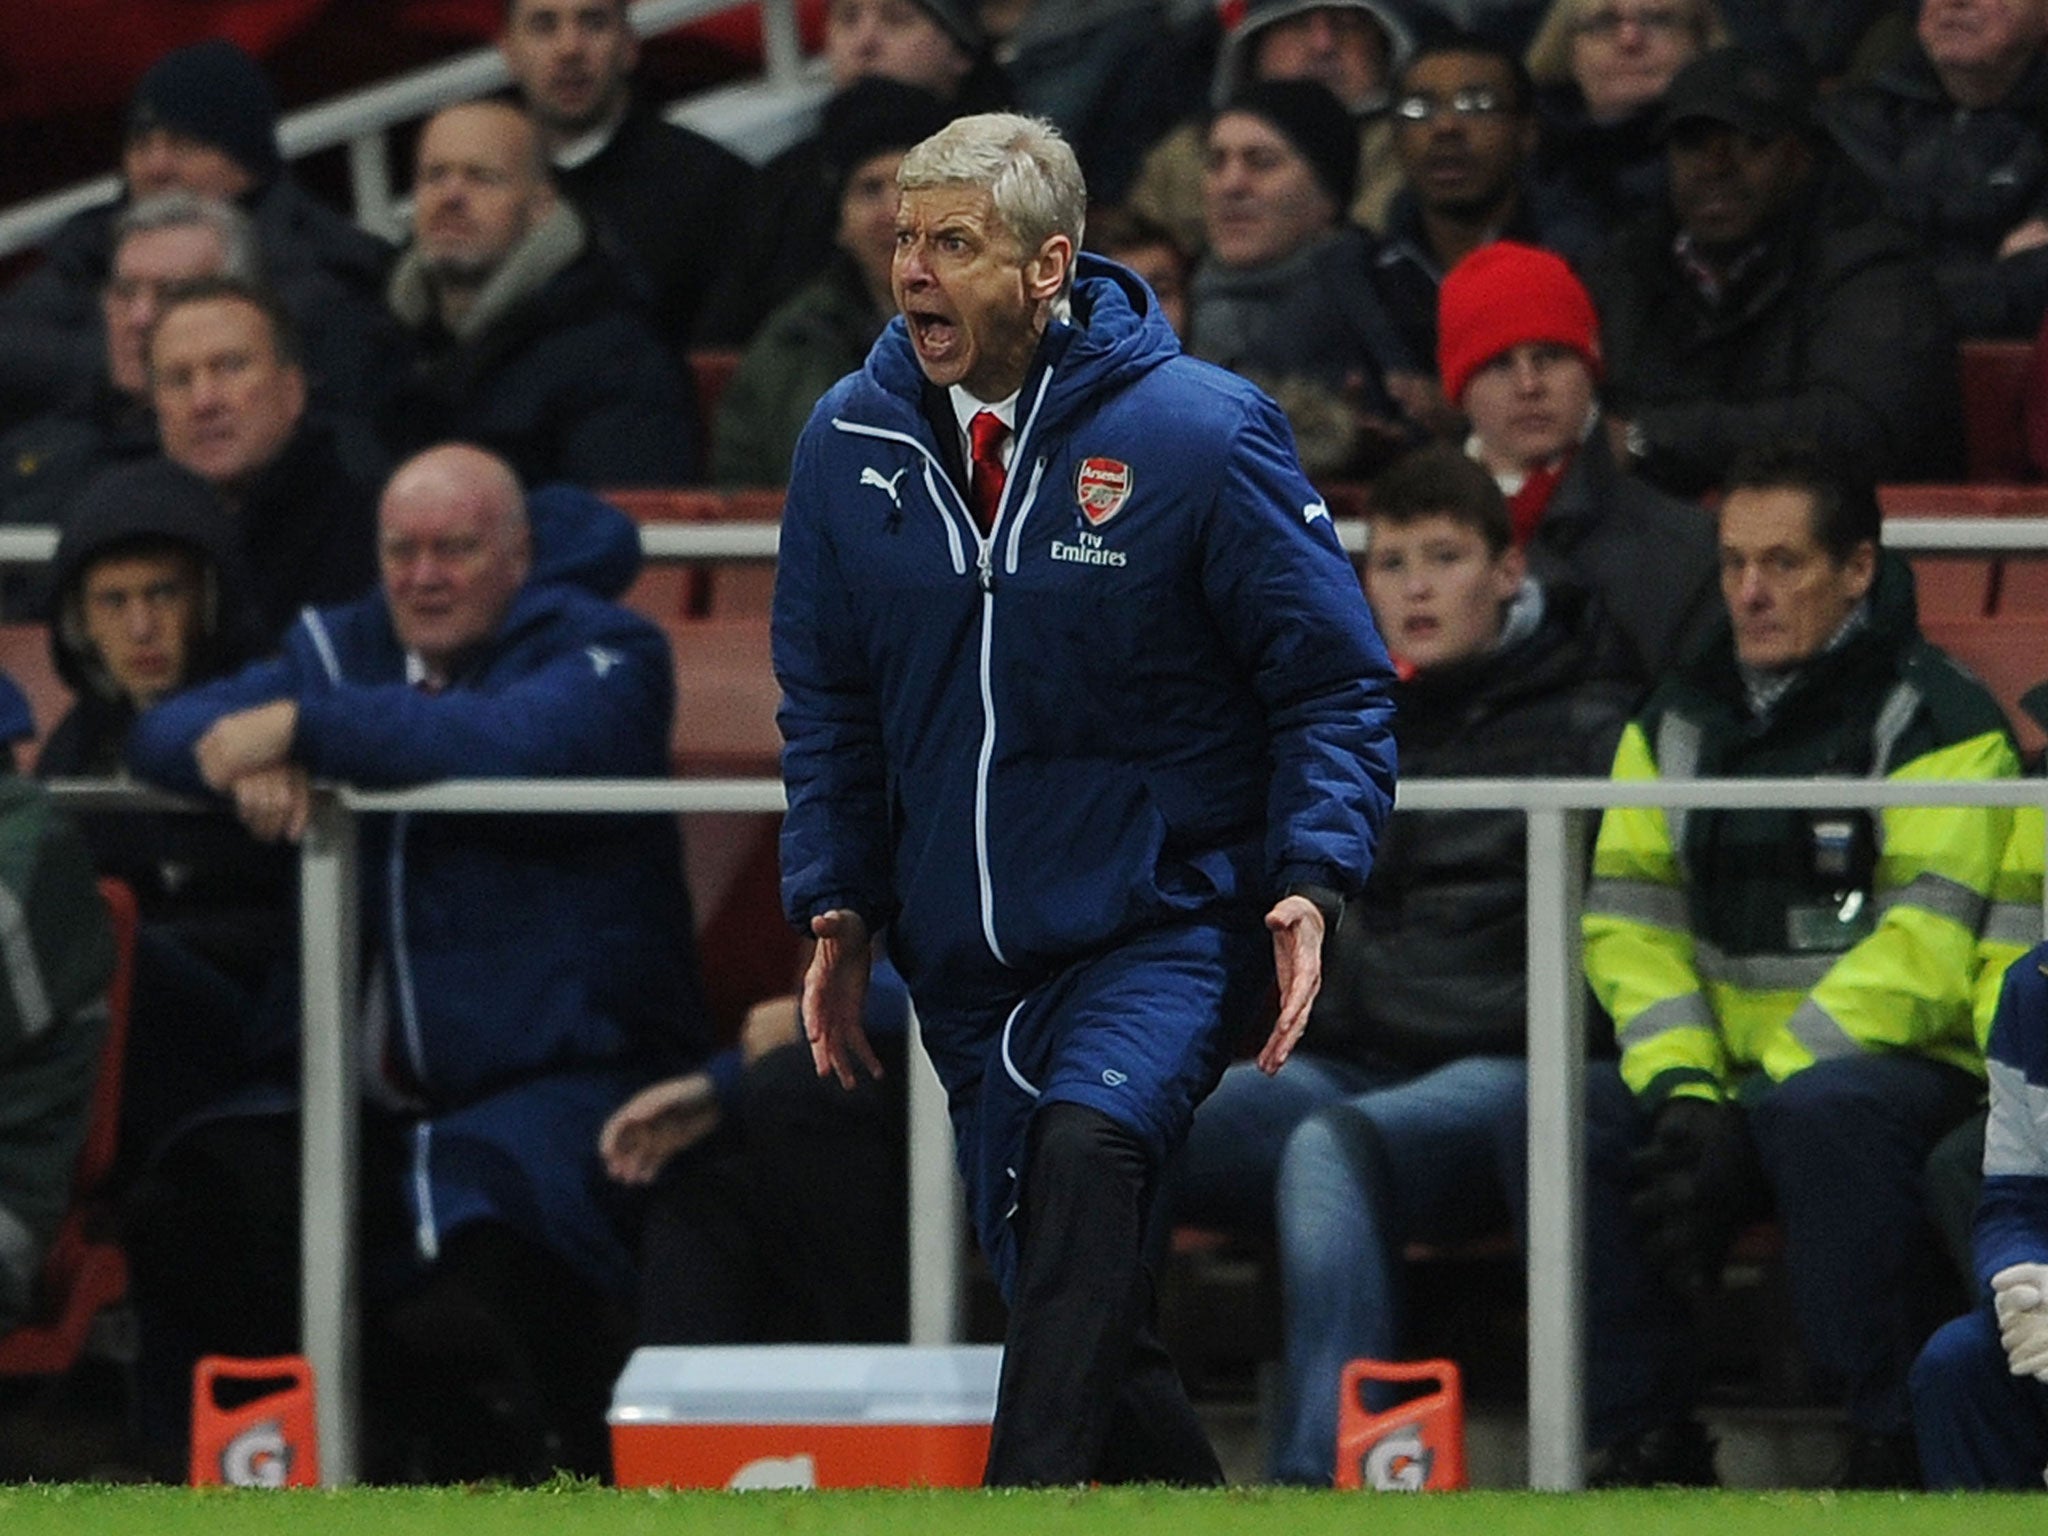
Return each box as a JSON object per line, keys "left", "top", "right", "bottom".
{"left": 1075, "top": 458, "right": 1133, "bottom": 526}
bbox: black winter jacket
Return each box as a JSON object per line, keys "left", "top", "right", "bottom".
{"left": 1526, "top": 427, "right": 1721, "bottom": 693}
{"left": 1307, "top": 583, "right": 1637, "bottom": 1069}
{"left": 382, "top": 231, "right": 697, "bottom": 489}
{"left": 1826, "top": 45, "right": 2048, "bottom": 339}
{"left": 1587, "top": 156, "right": 1963, "bottom": 496}
{"left": 555, "top": 106, "right": 755, "bottom": 355}
{"left": 232, "top": 414, "right": 386, "bottom": 642}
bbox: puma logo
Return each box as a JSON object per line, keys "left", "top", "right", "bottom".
{"left": 860, "top": 465, "right": 907, "bottom": 508}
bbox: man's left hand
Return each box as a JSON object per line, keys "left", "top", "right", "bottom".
{"left": 196, "top": 699, "right": 300, "bottom": 790}
{"left": 228, "top": 764, "right": 313, "bottom": 844}
{"left": 2000, "top": 216, "right": 2048, "bottom": 259}
{"left": 598, "top": 1072, "right": 721, "bottom": 1186}
{"left": 1257, "top": 894, "right": 1326, "bottom": 1075}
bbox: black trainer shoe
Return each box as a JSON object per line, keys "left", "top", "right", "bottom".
{"left": 1832, "top": 1431, "right": 1920, "bottom": 1490}
{"left": 1587, "top": 1418, "right": 1718, "bottom": 1488}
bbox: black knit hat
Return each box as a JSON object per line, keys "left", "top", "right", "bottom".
{"left": 127, "top": 39, "right": 282, "bottom": 188}
{"left": 820, "top": 78, "right": 956, "bottom": 197}
{"left": 1223, "top": 79, "right": 1360, "bottom": 210}
{"left": 907, "top": 0, "right": 986, "bottom": 56}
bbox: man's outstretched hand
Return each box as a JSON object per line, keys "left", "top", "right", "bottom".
{"left": 1258, "top": 894, "right": 1326, "bottom": 1075}
{"left": 803, "top": 908, "right": 883, "bottom": 1089}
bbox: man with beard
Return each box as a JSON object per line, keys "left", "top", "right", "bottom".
{"left": 381, "top": 100, "right": 697, "bottom": 487}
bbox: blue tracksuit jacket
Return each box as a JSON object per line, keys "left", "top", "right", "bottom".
{"left": 774, "top": 257, "right": 1397, "bottom": 1288}
{"left": 127, "top": 487, "right": 707, "bottom": 1300}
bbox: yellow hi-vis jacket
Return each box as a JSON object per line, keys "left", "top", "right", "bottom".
{"left": 1584, "top": 586, "right": 2017, "bottom": 1107}
{"left": 1976, "top": 805, "right": 2046, "bottom": 1050}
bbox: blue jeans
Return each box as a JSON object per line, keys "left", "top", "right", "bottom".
{"left": 1172, "top": 1052, "right": 1396, "bottom": 1238}
{"left": 1272, "top": 1058, "right": 1691, "bottom": 1484}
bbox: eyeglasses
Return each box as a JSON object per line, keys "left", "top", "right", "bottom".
{"left": 1392, "top": 88, "right": 1509, "bottom": 123}
{"left": 1573, "top": 6, "right": 1693, "bottom": 39}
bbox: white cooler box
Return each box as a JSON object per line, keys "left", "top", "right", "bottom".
{"left": 608, "top": 1344, "right": 1003, "bottom": 1489}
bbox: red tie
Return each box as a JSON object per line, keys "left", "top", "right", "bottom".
{"left": 968, "top": 410, "right": 1009, "bottom": 533}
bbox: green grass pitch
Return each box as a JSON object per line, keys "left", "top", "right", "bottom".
{"left": 2, "top": 1486, "right": 2045, "bottom": 1535}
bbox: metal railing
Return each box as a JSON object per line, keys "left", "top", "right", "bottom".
{"left": 0, "top": 0, "right": 814, "bottom": 256}
{"left": 6, "top": 512, "right": 2048, "bottom": 573}
{"left": 48, "top": 773, "right": 2045, "bottom": 1488}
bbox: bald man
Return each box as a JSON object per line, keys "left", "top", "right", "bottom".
{"left": 382, "top": 101, "right": 700, "bottom": 487}
{"left": 126, "top": 444, "right": 714, "bottom": 1480}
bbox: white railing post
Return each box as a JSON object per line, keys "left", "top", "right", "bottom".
{"left": 760, "top": 0, "right": 806, "bottom": 85}
{"left": 299, "top": 792, "right": 362, "bottom": 1486}
{"left": 345, "top": 131, "right": 400, "bottom": 243}
{"left": 1524, "top": 806, "right": 1588, "bottom": 1490}
{"left": 906, "top": 1006, "right": 963, "bottom": 1343}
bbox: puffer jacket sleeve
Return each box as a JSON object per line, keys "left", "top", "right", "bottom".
{"left": 773, "top": 409, "right": 898, "bottom": 933}
{"left": 293, "top": 605, "right": 672, "bottom": 784}
{"left": 126, "top": 652, "right": 310, "bottom": 798}
{"left": 1584, "top": 719, "right": 1729, "bottom": 1104}
{"left": 1976, "top": 943, "right": 2048, "bottom": 1288}
{"left": 1197, "top": 390, "right": 1397, "bottom": 898}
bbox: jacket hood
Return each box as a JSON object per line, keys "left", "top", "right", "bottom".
{"left": 1034, "top": 255, "right": 1185, "bottom": 429}
{"left": 49, "top": 458, "right": 261, "bottom": 698}
{"left": 1211, "top": 0, "right": 1414, "bottom": 111}
{"left": 531, "top": 482, "right": 643, "bottom": 599}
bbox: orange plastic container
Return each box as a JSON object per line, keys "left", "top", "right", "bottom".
{"left": 608, "top": 1345, "right": 1001, "bottom": 1489}
{"left": 1335, "top": 1357, "right": 1465, "bottom": 1491}
{"left": 189, "top": 1354, "right": 320, "bottom": 1487}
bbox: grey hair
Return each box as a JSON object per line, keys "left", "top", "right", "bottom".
{"left": 899, "top": 112, "right": 1086, "bottom": 302}
{"left": 112, "top": 191, "right": 263, "bottom": 283}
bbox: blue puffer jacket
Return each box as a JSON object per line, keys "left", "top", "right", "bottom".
{"left": 127, "top": 486, "right": 706, "bottom": 1297}
{"left": 775, "top": 256, "right": 1398, "bottom": 1020}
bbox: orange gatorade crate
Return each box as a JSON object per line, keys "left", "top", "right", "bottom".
{"left": 608, "top": 1345, "right": 1002, "bottom": 1489}
{"left": 189, "top": 1354, "right": 320, "bottom": 1488}
{"left": 1335, "top": 1357, "right": 1466, "bottom": 1491}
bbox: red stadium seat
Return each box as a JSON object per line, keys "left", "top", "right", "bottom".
{"left": 603, "top": 486, "right": 783, "bottom": 620}
{"left": 1959, "top": 339, "right": 2036, "bottom": 484}
{"left": 1920, "top": 615, "right": 2048, "bottom": 757}
{"left": 1877, "top": 483, "right": 2048, "bottom": 619}
{"left": 688, "top": 350, "right": 743, "bottom": 448}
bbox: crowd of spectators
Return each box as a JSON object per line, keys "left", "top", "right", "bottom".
{"left": 4, "top": 0, "right": 2048, "bottom": 1494}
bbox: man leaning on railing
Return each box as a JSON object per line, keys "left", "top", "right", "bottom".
{"left": 119, "top": 444, "right": 717, "bottom": 1483}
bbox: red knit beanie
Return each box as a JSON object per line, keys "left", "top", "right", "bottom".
{"left": 1436, "top": 241, "right": 1602, "bottom": 406}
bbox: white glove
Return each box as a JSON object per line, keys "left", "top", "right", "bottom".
{"left": 1993, "top": 1263, "right": 2048, "bottom": 1380}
